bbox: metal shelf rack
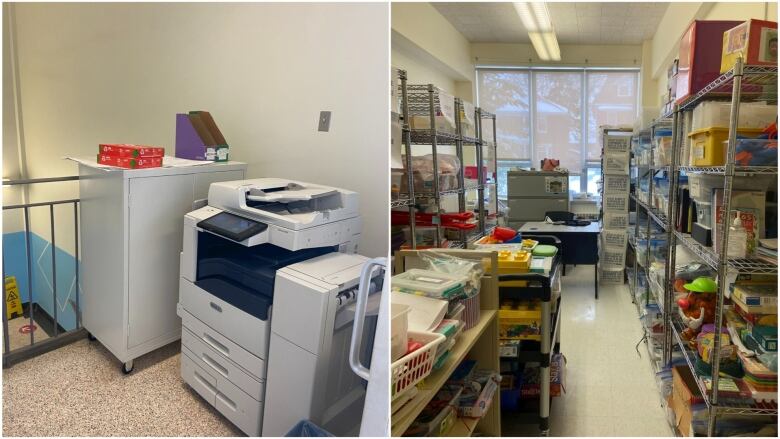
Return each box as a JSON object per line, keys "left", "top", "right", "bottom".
{"left": 628, "top": 116, "right": 677, "bottom": 410}
{"left": 392, "top": 71, "right": 499, "bottom": 250}
{"left": 662, "top": 59, "right": 778, "bottom": 436}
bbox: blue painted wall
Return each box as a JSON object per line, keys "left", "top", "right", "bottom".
{"left": 3, "top": 231, "right": 79, "bottom": 331}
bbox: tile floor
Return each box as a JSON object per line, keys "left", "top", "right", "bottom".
{"left": 3, "top": 316, "right": 50, "bottom": 353}
{"left": 501, "top": 264, "right": 674, "bottom": 437}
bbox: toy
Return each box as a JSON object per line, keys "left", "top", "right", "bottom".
{"left": 677, "top": 277, "right": 718, "bottom": 343}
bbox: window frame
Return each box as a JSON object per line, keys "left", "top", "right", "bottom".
{"left": 476, "top": 66, "right": 640, "bottom": 194}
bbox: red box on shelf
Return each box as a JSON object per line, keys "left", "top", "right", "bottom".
{"left": 99, "top": 144, "right": 165, "bottom": 158}
{"left": 675, "top": 20, "right": 742, "bottom": 104}
{"left": 97, "top": 153, "right": 163, "bottom": 169}
{"left": 721, "top": 19, "right": 778, "bottom": 73}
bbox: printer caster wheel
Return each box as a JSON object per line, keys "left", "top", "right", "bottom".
{"left": 87, "top": 332, "right": 96, "bottom": 341}
{"left": 122, "top": 361, "right": 134, "bottom": 375}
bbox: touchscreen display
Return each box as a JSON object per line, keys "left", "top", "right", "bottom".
{"left": 198, "top": 212, "right": 267, "bottom": 241}
{"left": 204, "top": 212, "right": 258, "bottom": 234}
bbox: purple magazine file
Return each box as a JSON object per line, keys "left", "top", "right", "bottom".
{"left": 175, "top": 113, "right": 209, "bottom": 160}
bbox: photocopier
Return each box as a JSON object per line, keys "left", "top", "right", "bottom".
{"left": 177, "top": 178, "right": 382, "bottom": 436}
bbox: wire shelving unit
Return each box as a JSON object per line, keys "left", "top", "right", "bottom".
{"left": 662, "top": 59, "right": 778, "bottom": 436}
{"left": 391, "top": 71, "right": 499, "bottom": 250}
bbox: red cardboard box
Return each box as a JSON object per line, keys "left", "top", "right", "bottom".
{"left": 99, "top": 144, "right": 165, "bottom": 158}
{"left": 97, "top": 154, "right": 163, "bottom": 169}
{"left": 676, "top": 20, "right": 742, "bottom": 104}
{"left": 721, "top": 19, "right": 778, "bottom": 72}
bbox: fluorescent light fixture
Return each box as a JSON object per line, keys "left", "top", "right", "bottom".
{"left": 528, "top": 33, "right": 550, "bottom": 60}
{"left": 542, "top": 31, "right": 561, "bottom": 60}
{"left": 514, "top": 2, "right": 561, "bottom": 61}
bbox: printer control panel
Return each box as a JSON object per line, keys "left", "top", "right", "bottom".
{"left": 197, "top": 211, "right": 268, "bottom": 242}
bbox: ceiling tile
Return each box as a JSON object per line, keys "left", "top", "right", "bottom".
{"left": 432, "top": 2, "right": 669, "bottom": 45}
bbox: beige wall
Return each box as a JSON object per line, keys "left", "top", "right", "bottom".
{"left": 3, "top": 4, "right": 25, "bottom": 233}
{"left": 5, "top": 2, "right": 389, "bottom": 258}
{"left": 391, "top": 3, "right": 476, "bottom": 102}
{"left": 392, "top": 46, "right": 457, "bottom": 93}
{"left": 391, "top": 2, "right": 473, "bottom": 82}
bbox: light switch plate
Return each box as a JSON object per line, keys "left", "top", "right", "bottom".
{"left": 318, "top": 111, "right": 331, "bottom": 132}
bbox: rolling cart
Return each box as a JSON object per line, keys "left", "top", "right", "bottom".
{"left": 497, "top": 235, "right": 563, "bottom": 436}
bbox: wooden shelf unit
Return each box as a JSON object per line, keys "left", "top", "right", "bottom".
{"left": 391, "top": 250, "right": 501, "bottom": 437}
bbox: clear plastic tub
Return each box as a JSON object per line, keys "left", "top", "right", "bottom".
{"left": 696, "top": 200, "right": 712, "bottom": 228}
{"left": 727, "top": 139, "right": 778, "bottom": 166}
{"left": 392, "top": 269, "right": 466, "bottom": 300}
{"left": 691, "top": 101, "right": 778, "bottom": 131}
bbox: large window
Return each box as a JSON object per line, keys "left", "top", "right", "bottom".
{"left": 477, "top": 68, "right": 639, "bottom": 198}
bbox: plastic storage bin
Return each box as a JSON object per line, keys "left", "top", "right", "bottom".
{"left": 496, "top": 250, "right": 531, "bottom": 274}
{"left": 603, "top": 212, "right": 629, "bottom": 229}
{"left": 391, "top": 303, "right": 412, "bottom": 362}
{"left": 654, "top": 133, "right": 673, "bottom": 167}
{"left": 728, "top": 139, "right": 778, "bottom": 166}
{"left": 392, "top": 331, "right": 446, "bottom": 399}
{"left": 392, "top": 269, "right": 465, "bottom": 300}
{"left": 599, "top": 266, "right": 624, "bottom": 284}
{"left": 498, "top": 303, "right": 542, "bottom": 341}
{"left": 696, "top": 200, "right": 712, "bottom": 228}
{"left": 687, "top": 127, "right": 764, "bottom": 166}
{"left": 408, "top": 85, "right": 457, "bottom": 135}
{"left": 459, "top": 100, "right": 477, "bottom": 139}
{"left": 691, "top": 101, "right": 778, "bottom": 131}
{"left": 601, "top": 229, "right": 628, "bottom": 249}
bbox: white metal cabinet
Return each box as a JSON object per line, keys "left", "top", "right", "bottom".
{"left": 79, "top": 162, "right": 246, "bottom": 372}
{"left": 128, "top": 174, "right": 194, "bottom": 348}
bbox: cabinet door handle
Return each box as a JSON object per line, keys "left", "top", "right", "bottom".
{"left": 209, "top": 302, "right": 222, "bottom": 312}
{"left": 203, "top": 333, "right": 229, "bottom": 357}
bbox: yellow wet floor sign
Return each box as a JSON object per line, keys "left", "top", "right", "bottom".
{"left": 5, "top": 276, "right": 23, "bottom": 320}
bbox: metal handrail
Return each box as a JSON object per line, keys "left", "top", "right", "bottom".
{"left": 2, "top": 175, "right": 83, "bottom": 367}
{"left": 3, "top": 176, "right": 80, "bottom": 186}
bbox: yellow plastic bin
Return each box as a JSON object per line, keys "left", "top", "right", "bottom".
{"left": 498, "top": 305, "right": 542, "bottom": 341}
{"left": 496, "top": 249, "right": 531, "bottom": 288}
{"left": 688, "top": 127, "right": 764, "bottom": 166}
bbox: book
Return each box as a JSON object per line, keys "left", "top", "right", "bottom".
{"left": 699, "top": 377, "right": 752, "bottom": 401}
{"left": 732, "top": 291, "right": 777, "bottom": 315}
{"left": 735, "top": 273, "right": 778, "bottom": 286}
{"left": 733, "top": 304, "right": 778, "bottom": 326}
{"left": 731, "top": 284, "right": 778, "bottom": 307}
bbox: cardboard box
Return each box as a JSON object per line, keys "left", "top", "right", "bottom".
{"left": 99, "top": 144, "right": 165, "bottom": 158}
{"left": 676, "top": 20, "right": 742, "bottom": 104}
{"left": 97, "top": 154, "right": 163, "bottom": 169}
{"left": 518, "top": 354, "right": 566, "bottom": 398}
{"left": 671, "top": 366, "right": 704, "bottom": 437}
{"left": 721, "top": 19, "right": 778, "bottom": 73}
